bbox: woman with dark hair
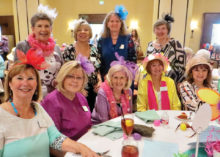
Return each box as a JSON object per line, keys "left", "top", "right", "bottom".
{"left": 98, "top": 5, "right": 136, "bottom": 80}
{"left": 179, "top": 55, "right": 217, "bottom": 111}
{"left": 15, "top": 5, "right": 63, "bottom": 97}
{"left": 131, "top": 29, "right": 141, "bottom": 56}
{"left": 146, "top": 14, "right": 186, "bottom": 84}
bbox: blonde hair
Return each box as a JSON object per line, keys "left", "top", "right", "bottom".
{"left": 73, "top": 19, "right": 92, "bottom": 41}
{"left": 106, "top": 64, "right": 132, "bottom": 90}
{"left": 101, "top": 11, "right": 128, "bottom": 38}
{"left": 56, "top": 61, "right": 88, "bottom": 93}
{"left": 4, "top": 63, "right": 42, "bottom": 102}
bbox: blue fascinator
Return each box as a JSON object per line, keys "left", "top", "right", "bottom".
{"left": 115, "top": 5, "right": 128, "bottom": 20}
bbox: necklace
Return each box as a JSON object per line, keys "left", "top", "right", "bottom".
{"left": 10, "top": 102, "right": 37, "bottom": 117}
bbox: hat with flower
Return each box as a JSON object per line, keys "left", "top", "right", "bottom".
{"left": 143, "top": 53, "right": 170, "bottom": 73}
{"left": 115, "top": 5, "right": 128, "bottom": 20}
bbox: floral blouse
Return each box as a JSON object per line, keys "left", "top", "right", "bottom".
{"left": 63, "top": 44, "right": 101, "bottom": 86}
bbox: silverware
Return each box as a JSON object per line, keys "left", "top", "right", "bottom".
{"left": 96, "top": 150, "right": 110, "bottom": 156}
{"left": 189, "top": 111, "right": 193, "bottom": 120}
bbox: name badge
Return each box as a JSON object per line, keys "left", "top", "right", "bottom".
{"left": 160, "top": 87, "right": 168, "bottom": 91}
{"left": 82, "top": 106, "right": 89, "bottom": 112}
{"left": 119, "top": 44, "right": 124, "bottom": 49}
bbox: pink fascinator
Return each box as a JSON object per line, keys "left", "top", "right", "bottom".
{"left": 110, "top": 52, "right": 138, "bottom": 79}
{"left": 16, "top": 48, "right": 49, "bottom": 70}
{"left": 76, "top": 54, "right": 95, "bottom": 75}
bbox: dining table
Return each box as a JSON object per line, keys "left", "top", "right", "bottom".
{"left": 65, "top": 110, "right": 219, "bottom": 157}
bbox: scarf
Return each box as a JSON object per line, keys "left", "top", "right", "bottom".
{"left": 101, "top": 80, "right": 131, "bottom": 119}
{"left": 27, "top": 34, "right": 55, "bottom": 57}
{"left": 148, "top": 80, "right": 170, "bottom": 110}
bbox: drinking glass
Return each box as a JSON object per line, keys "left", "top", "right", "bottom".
{"left": 121, "top": 138, "right": 139, "bottom": 157}
{"left": 121, "top": 114, "right": 134, "bottom": 136}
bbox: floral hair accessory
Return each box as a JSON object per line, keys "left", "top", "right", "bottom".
{"left": 115, "top": 5, "right": 128, "bottom": 20}
{"left": 37, "top": 4, "right": 58, "bottom": 21}
{"left": 143, "top": 53, "right": 170, "bottom": 72}
{"left": 76, "top": 54, "right": 95, "bottom": 75}
{"left": 110, "top": 52, "right": 138, "bottom": 79}
{"left": 163, "top": 14, "right": 174, "bottom": 23}
{"left": 16, "top": 48, "right": 49, "bottom": 70}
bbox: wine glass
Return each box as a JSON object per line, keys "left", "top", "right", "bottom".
{"left": 121, "top": 138, "right": 139, "bottom": 157}
{"left": 121, "top": 113, "right": 134, "bottom": 137}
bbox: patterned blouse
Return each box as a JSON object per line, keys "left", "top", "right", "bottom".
{"left": 63, "top": 44, "right": 101, "bottom": 86}
{"left": 179, "top": 81, "right": 217, "bottom": 111}
{"left": 146, "top": 38, "right": 186, "bottom": 84}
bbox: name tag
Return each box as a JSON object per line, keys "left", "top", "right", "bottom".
{"left": 160, "top": 87, "right": 168, "bottom": 91}
{"left": 119, "top": 44, "right": 124, "bottom": 49}
{"left": 82, "top": 106, "right": 89, "bottom": 112}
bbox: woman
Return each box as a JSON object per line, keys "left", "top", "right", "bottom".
{"left": 41, "top": 59, "right": 93, "bottom": 141}
{"left": 92, "top": 53, "right": 135, "bottom": 124}
{"left": 63, "top": 19, "right": 101, "bottom": 111}
{"left": 179, "top": 55, "right": 217, "bottom": 111}
{"left": 98, "top": 5, "right": 136, "bottom": 80}
{"left": 0, "top": 53, "right": 98, "bottom": 157}
{"left": 146, "top": 14, "right": 186, "bottom": 84}
{"left": 131, "top": 29, "right": 141, "bottom": 56}
{"left": 15, "top": 5, "right": 62, "bottom": 97}
{"left": 137, "top": 53, "right": 181, "bottom": 111}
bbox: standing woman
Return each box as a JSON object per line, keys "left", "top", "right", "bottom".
{"left": 15, "top": 5, "right": 63, "bottom": 97}
{"left": 63, "top": 19, "right": 101, "bottom": 111}
{"left": 146, "top": 14, "right": 186, "bottom": 84}
{"left": 0, "top": 51, "right": 99, "bottom": 157}
{"left": 98, "top": 5, "right": 136, "bottom": 80}
{"left": 137, "top": 53, "right": 181, "bottom": 111}
{"left": 131, "top": 29, "right": 141, "bottom": 56}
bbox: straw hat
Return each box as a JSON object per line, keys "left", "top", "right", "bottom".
{"left": 143, "top": 53, "right": 169, "bottom": 73}
{"left": 185, "top": 56, "right": 212, "bottom": 76}
{"left": 195, "top": 49, "right": 210, "bottom": 61}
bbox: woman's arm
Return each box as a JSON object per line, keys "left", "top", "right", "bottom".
{"left": 62, "top": 138, "right": 99, "bottom": 157}
{"left": 137, "top": 78, "right": 148, "bottom": 111}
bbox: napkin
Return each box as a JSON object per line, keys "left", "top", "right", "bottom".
{"left": 92, "top": 120, "right": 123, "bottom": 140}
{"left": 135, "top": 110, "right": 160, "bottom": 122}
{"left": 142, "top": 140, "right": 179, "bottom": 157}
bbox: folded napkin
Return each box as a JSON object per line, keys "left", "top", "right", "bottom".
{"left": 92, "top": 120, "right": 123, "bottom": 140}
{"left": 135, "top": 110, "right": 160, "bottom": 122}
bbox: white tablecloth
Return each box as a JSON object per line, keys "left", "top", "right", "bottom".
{"left": 65, "top": 110, "right": 219, "bottom": 157}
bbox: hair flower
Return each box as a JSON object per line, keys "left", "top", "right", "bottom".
{"left": 37, "top": 4, "right": 58, "bottom": 21}
{"left": 16, "top": 48, "right": 49, "bottom": 70}
{"left": 76, "top": 54, "right": 95, "bottom": 75}
{"left": 111, "top": 52, "right": 138, "bottom": 79}
{"left": 115, "top": 5, "right": 128, "bottom": 20}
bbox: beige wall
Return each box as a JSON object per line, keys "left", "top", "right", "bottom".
{"left": 0, "top": 0, "right": 13, "bottom": 15}
{"left": 40, "top": 0, "right": 154, "bottom": 53}
{"left": 189, "top": 0, "right": 220, "bottom": 52}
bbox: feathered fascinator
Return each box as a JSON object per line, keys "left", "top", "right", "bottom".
{"left": 69, "top": 18, "right": 87, "bottom": 31}
{"left": 115, "top": 5, "right": 128, "bottom": 20}
{"left": 76, "top": 54, "right": 95, "bottom": 75}
{"left": 16, "top": 48, "right": 49, "bottom": 70}
{"left": 163, "top": 14, "right": 174, "bottom": 23}
{"left": 37, "top": 4, "right": 58, "bottom": 21}
{"left": 110, "top": 52, "right": 138, "bottom": 79}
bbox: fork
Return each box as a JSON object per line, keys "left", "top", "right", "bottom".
{"left": 96, "top": 150, "right": 110, "bottom": 156}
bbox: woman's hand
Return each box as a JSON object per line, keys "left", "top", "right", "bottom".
{"left": 93, "top": 81, "right": 101, "bottom": 93}
{"left": 76, "top": 143, "right": 100, "bottom": 157}
{"left": 81, "top": 89, "right": 88, "bottom": 97}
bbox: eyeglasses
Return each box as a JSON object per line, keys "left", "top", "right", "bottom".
{"left": 66, "top": 75, "right": 83, "bottom": 81}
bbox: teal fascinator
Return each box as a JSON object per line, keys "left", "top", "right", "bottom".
{"left": 115, "top": 5, "right": 128, "bottom": 20}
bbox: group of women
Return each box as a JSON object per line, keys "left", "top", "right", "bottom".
{"left": 0, "top": 4, "right": 219, "bottom": 157}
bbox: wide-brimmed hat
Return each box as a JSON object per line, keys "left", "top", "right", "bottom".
{"left": 185, "top": 56, "right": 212, "bottom": 76}
{"left": 143, "top": 53, "right": 169, "bottom": 73}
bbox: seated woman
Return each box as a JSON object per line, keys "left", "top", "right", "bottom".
{"left": 137, "top": 53, "right": 181, "bottom": 111}
{"left": 92, "top": 53, "right": 135, "bottom": 124}
{"left": 0, "top": 51, "right": 98, "bottom": 157}
{"left": 179, "top": 55, "right": 217, "bottom": 111}
{"left": 41, "top": 57, "right": 94, "bottom": 141}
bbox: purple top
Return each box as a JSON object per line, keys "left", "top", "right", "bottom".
{"left": 91, "top": 88, "right": 133, "bottom": 124}
{"left": 41, "top": 89, "right": 92, "bottom": 140}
